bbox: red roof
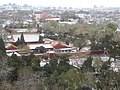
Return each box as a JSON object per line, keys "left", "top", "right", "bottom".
{"left": 6, "top": 44, "right": 18, "bottom": 50}
{"left": 90, "top": 50, "right": 109, "bottom": 55}
{"left": 51, "top": 41, "right": 71, "bottom": 49}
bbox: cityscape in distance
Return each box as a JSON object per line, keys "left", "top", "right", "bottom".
{"left": 0, "top": 1, "right": 120, "bottom": 90}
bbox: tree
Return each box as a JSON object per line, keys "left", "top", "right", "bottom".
{"left": 20, "top": 33, "right": 25, "bottom": 45}
{"left": 31, "top": 57, "right": 41, "bottom": 71}
{"left": 110, "top": 40, "right": 120, "bottom": 60}
{"left": 35, "top": 46, "right": 46, "bottom": 53}
{"left": 39, "top": 35, "right": 44, "bottom": 43}
{"left": 73, "top": 35, "right": 86, "bottom": 50}
{"left": 15, "top": 33, "right": 26, "bottom": 48}
{"left": 0, "top": 57, "right": 11, "bottom": 82}
{"left": 8, "top": 53, "right": 22, "bottom": 68}
{"left": 61, "top": 69, "right": 86, "bottom": 90}
{"left": 82, "top": 57, "right": 94, "bottom": 72}
{"left": 77, "top": 85, "right": 92, "bottom": 90}
{"left": 100, "top": 34, "right": 112, "bottom": 50}
{"left": 107, "top": 23, "right": 117, "bottom": 31}
{"left": 7, "top": 53, "right": 22, "bottom": 81}
{"left": 0, "top": 37, "right": 6, "bottom": 55}
{"left": 105, "top": 23, "right": 117, "bottom": 35}
{"left": 14, "top": 37, "right": 20, "bottom": 46}
{"left": 21, "top": 54, "right": 36, "bottom": 66}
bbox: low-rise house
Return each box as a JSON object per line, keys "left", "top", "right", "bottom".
{"left": 5, "top": 43, "right": 21, "bottom": 56}
{"left": 6, "top": 43, "right": 18, "bottom": 50}
{"left": 34, "top": 13, "right": 48, "bottom": 20}
{"left": 45, "top": 16, "right": 61, "bottom": 21}
{"left": 51, "top": 41, "right": 77, "bottom": 53}
{"left": 27, "top": 43, "right": 54, "bottom": 55}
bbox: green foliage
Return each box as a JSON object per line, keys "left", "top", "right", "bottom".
{"left": 0, "top": 37, "right": 6, "bottom": 55}
{"left": 101, "top": 61, "right": 110, "bottom": 71}
{"left": 8, "top": 68, "right": 18, "bottom": 81}
{"left": 7, "top": 54, "right": 21, "bottom": 81}
{"left": 7, "top": 54, "right": 41, "bottom": 82}
{"left": 39, "top": 35, "right": 44, "bottom": 43}
{"left": 44, "top": 58, "right": 58, "bottom": 76}
{"left": 92, "top": 58, "right": 104, "bottom": 71}
{"left": 77, "top": 85, "right": 92, "bottom": 90}
{"left": 107, "top": 23, "right": 117, "bottom": 31}
{"left": 50, "top": 21, "right": 59, "bottom": 28}
{"left": 35, "top": 46, "right": 46, "bottom": 53}
{"left": 105, "top": 23, "right": 117, "bottom": 35}
{"left": 14, "top": 23, "right": 23, "bottom": 28}
{"left": 43, "top": 55, "right": 91, "bottom": 90}
{"left": 90, "top": 34, "right": 113, "bottom": 50}
{"left": 90, "top": 36, "right": 96, "bottom": 50}
{"left": 8, "top": 53, "right": 22, "bottom": 68}
{"left": 100, "top": 34, "right": 112, "bottom": 50}
{"left": 73, "top": 36, "right": 86, "bottom": 49}
{"left": 21, "top": 54, "right": 36, "bottom": 66}
{"left": 31, "top": 57, "right": 40, "bottom": 71}
{"left": 82, "top": 57, "right": 94, "bottom": 72}
{"left": 110, "top": 40, "right": 120, "bottom": 59}
{"left": 61, "top": 69, "right": 86, "bottom": 90}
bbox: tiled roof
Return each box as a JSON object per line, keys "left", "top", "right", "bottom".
{"left": 51, "top": 41, "right": 71, "bottom": 49}
{"left": 6, "top": 43, "right": 18, "bottom": 50}
{"left": 8, "top": 33, "right": 40, "bottom": 43}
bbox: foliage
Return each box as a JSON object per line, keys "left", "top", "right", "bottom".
{"left": 35, "top": 46, "right": 46, "bottom": 53}
{"left": 31, "top": 57, "right": 41, "bottom": 71}
{"left": 14, "top": 23, "right": 24, "bottom": 28}
{"left": 61, "top": 69, "right": 86, "bottom": 90}
{"left": 107, "top": 22, "right": 117, "bottom": 31}
{"left": 8, "top": 53, "right": 22, "bottom": 68}
{"left": 1, "top": 20, "right": 120, "bottom": 89}
{"left": 105, "top": 22, "right": 117, "bottom": 35}
{"left": 109, "top": 40, "right": 120, "bottom": 60}
{"left": 39, "top": 35, "right": 44, "bottom": 43}
{"left": 77, "top": 85, "right": 92, "bottom": 90}
{"left": 0, "top": 37, "right": 6, "bottom": 55}
{"left": 73, "top": 34, "right": 86, "bottom": 49}
{"left": 14, "top": 33, "right": 26, "bottom": 46}
{"left": 82, "top": 57, "right": 94, "bottom": 72}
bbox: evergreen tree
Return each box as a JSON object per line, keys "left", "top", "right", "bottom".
{"left": 20, "top": 33, "right": 25, "bottom": 45}
{"left": 36, "top": 46, "right": 46, "bottom": 53}
{"left": 82, "top": 57, "right": 94, "bottom": 72}
{"left": 0, "top": 37, "right": 6, "bottom": 55}
{"left": 39, "top": 35, "right": 44, "bottom": 43}
{"left": 14, "top": 37, "right": 20, "bottom": 46}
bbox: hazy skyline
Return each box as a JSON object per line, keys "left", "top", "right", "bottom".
{"left": 1, "top": 0, "right": 120, "bottom": 8}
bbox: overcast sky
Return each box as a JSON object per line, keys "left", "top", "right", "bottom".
{"left": 0, "top": 0, "right": 120, "bottom": 8}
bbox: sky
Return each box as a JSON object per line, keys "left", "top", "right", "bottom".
{"left": 0, "top": 0, "right": 120, "bottom": 8}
